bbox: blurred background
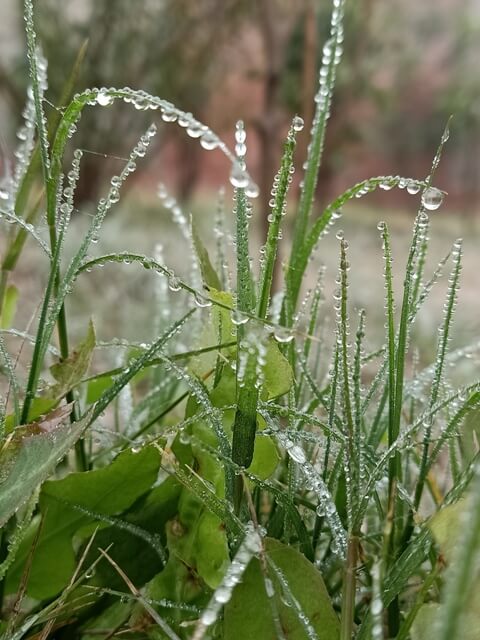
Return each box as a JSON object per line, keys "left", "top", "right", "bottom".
{"left": 0, "top": 0, "right": 479, "bottom": 362}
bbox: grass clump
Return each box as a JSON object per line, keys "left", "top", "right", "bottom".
{"left": 0, "top": 1, "right": 479, "bottom": 639}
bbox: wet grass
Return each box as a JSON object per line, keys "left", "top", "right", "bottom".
{"left": 0, "top": 1, "right": 479, "bottom": 639}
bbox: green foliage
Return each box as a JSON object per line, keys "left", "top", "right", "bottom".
{"left": 0, "top": 406, "right": 90, "bottom": 528}
{"left": 48, "top": 319, "right": 96, "bottom": 400}
{"left": 0, "top": 285, "right": 19, "bottom": 329}
{"left": 224, "top": 538, "right": 339, "bottom": 640}
{"left": 0, "top": 0, "right": 479, "bottom": 638}
{"left": 5, "top": 445, "right": 161, "bottom": 599}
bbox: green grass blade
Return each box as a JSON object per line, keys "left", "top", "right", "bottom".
{"left": 286, "top": 176, "right": 426, "bottom": 314}
{"left": 288, "top": 0, "right": 345, "bottom": 285}
{"left": 436, "top": 467, "right": 480, "bottom": 640}
{"left": 91, "top": 310, "right": 194, "bottom": 421}
{"left": 257, "top": 122, "right": 297, "bottom": 319}
{"left": 414, "top": 239, "right": 463, "bottom": 512}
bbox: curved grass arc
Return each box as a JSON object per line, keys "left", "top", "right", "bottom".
{"left": 286, "top": 175, "right": 428, "bottom": 316}
{"left": 48, "top": 87, "right": 254, "bottom": 227}
{"left": 77, "top": 252, "right": 328, "bottom": 347}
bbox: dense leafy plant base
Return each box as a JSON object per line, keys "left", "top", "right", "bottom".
{"left": 0, "top": 1, "right": 479, "bottom": 639}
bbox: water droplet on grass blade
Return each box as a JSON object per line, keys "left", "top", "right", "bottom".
{"left": 161, "top": 109, "right": 177, "bottom": 122}
{"left": 214, "top": 586, "right": 232, "bottom": 604}
{"left": 292, "top": 115, "right": 304, "bottom": 131}
{"left": 287, "top": 444, "right": 307, "bottom": 464}
{"left": 421, "top": 186, "right": 444, "bottom": 211}
{"left": 194, "top": 291, "right": 212, "bottom": 308}
{"left": 200, "top": 131, "right": 218, "bottom": 150}
{"left": 235, "top": 121, "right": 246, "bottom": 144}
{"left": 235, "top": 142, "right": 247, "bottom": 157}
{"left": 97, "top": 90, "right": 113, "bottom": 106}
{"left": 273, "top": 326, "right": 294, "bottom": 344}
{"left": 265, "top": 578, "right": 275, "bottom": 598}
{"left": 168, "top": 276, "right": 181, "bottom": 292}
{"left": 232, "top": 310, "right": 249, "bottom": 326}
{"left": 245, "top": 181, "right": 259, "bottom": 198}
{"left": 406, "top": 180, "right": 421, "bottom": 195}
{"left": 230, "top": 162, "right": 249, "bottom": 189}
{"left": 186, "top": 122, "right": 203, "bottom": 138}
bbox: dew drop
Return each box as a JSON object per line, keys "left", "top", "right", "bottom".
{"left": 371, "top": 598, "right": 383, "bottom": 616}
{"left": 200, "top": 131, "right": 218, "bottom": 151}
{"left": 161, "top": 109, "right": 177, "bottom": 123}
{"left": 214, "top": 586, "right": 232, "bottom": 604}
{"left": 178, "top": 113, "right": 191, "bottom": 127}
{"left": 97, "top": 90, "right": 113, "bottom": 107}
{"left": 421, "top": 186, "right": 444, "bottom": 211}
{"left": 168, "top": 276, "right": 181, "bottom": 292}
{"left": 194, "top": 291, "right": 212, "bottom": 308}
{"left": 186, "top": 122, "right": 203, "bottom": 138}
{"left": 201, "top": 608, "right": 217, "bottom": 626}
{"left": 245, "top": 181, "right": 259, "bottom": 199}
{"left": 235, "top": 121, "right": 247, "bottom": 144}
{"left": 287, "top": 444, "right": 307, "bottom": 464}
{"left": 230, "top": 162, "right": 249, "bottom": 189}
{"left": 109, "top": 189, "right": 120, "bottom": 204}
{"left": 232, "top": 310, "right": 249, "bottom": 326}
{"left": 406, "top": 180, "right": 421, "bottom": 195}
{"left": 179, "top": 430, "right": 191, "bottom": 445}
{"left": 273, "top": 326, "right": 294, "bottom": 344}
{"left": 292, "top": 115, "right": 304, "bottom": 132}
{"left": 235, "top": 141, "right": 247, "bottom": 158}
{"left": 264, "top": 578, "right": 275, "bottom": 598}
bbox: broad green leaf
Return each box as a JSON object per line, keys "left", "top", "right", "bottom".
{"left": 0, "top": 284, "right": 19, "bottom": 329}
{"left": 248, "top": 430, "right": 280, "bottom": 480}
{"left": 138, "top": 549, "right": 209, "bottom": 632}
{"left": 86, "top": 374, "right": 114, "bottom": 404}
{"left": 411, "top": 593, "right": 480, "bottom": 640}
{"left": 6, "top": 445, "right": 160, "bottom": 598}
{"left": 209, "top": 367, "right": 279, "bottom": 478}
{"left": 2, "top": 395, "right": 59, "bottom": 434}
{"left": 188, "top": 367, "right": 279, "bottom": 480}
{"left": 429, "top": 500, "right": 467, "bottom": 562}
{"left": 0, "top": 404, "right": 88, "bottom": 527}
{"left": 191, "top": 218, "right": 222, "bottom": 290}
{"left": 263, "top": 338, "right": 294, "bottom": 399}
{"left": 210, "top": 289, "right": 235, "bottom": 347}
{"left": 224, "top": 538, "right": 340, "bottom": 640}
{"left": 80, "top": 601, "right": 133, "bottom": 640}
{"left": 410, "top": 604, "right": 440, "bottom": 640}
{"left": 194, "top": 511, "right": 230, "bottom": 588}
{"left": 410, "top": 492, "right": 480, "bottom": 640}
{"left": 82, "top": 476, "right": 181, "bottom": 590}
{"left": 49, "top": 319, "right": 96, "bottom": 399}
{"left": 189, "top": 289, "right": 235, "bottom": 378}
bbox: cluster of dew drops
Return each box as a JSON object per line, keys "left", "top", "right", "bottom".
{"left": 378, "top": 176, "right": 444, "bottom": 212}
